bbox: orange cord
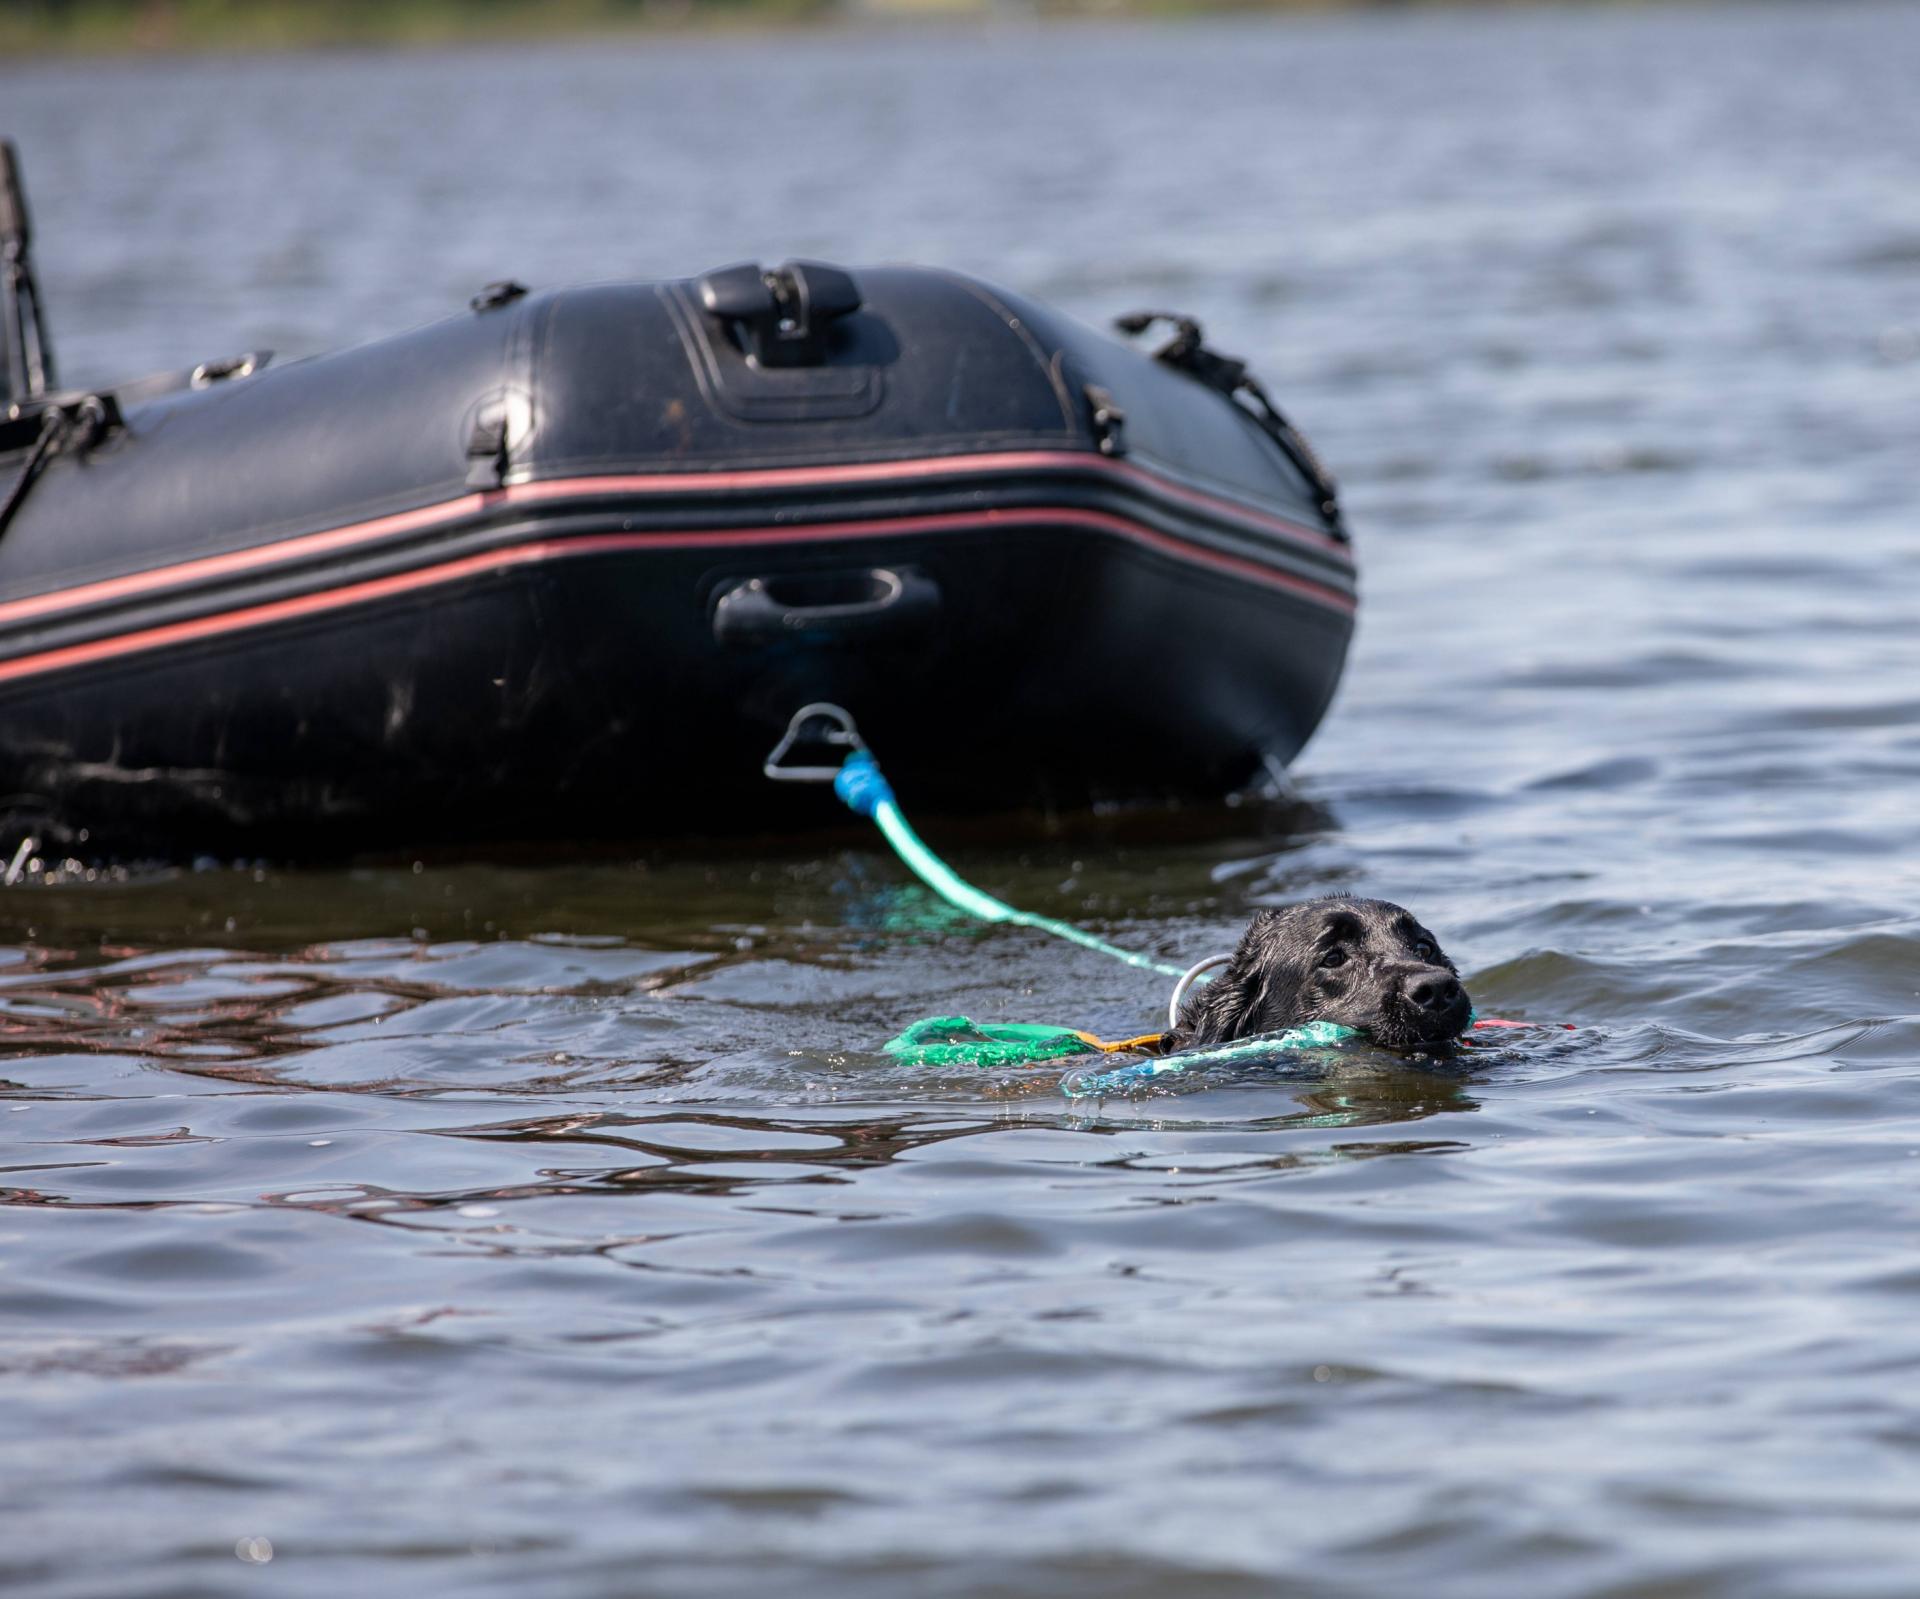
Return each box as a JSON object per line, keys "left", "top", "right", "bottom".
{"left": 1072, "top": 1030, "right": 1167, "bottom": 1054}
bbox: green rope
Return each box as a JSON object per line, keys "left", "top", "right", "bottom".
{"left": 883, "top": 1016, "right": 1098, "bottom": 1070}
{"left": 879, "top": 1012, "right": 1363, "bottom": 1090}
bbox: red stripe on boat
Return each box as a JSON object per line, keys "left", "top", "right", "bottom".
{"left": 0, "top": 451, "right": 1348, "bottom": 631}
{"left": 501, "top": 451, "right": 1351, "bottom": 557}
{"left": 0, "top": 494, "right": 494, "bottom": 629}
{"left": 0, "top": 506, "right": 1354, "bottom": 685}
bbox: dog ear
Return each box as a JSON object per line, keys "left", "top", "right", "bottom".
{"left": 1178, "top": 958, "right": 1261, "bottom": 1046}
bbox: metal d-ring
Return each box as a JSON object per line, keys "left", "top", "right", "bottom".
{"left": 763, "top": 702, "right": 867, "bottom": 783}
{"left": 1167, "top": 951, "right": 1233, "bottom": 1032}
{"left": 2, "top": 835, "right": 33, "bottom": 887}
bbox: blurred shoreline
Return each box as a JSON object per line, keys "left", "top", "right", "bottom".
{"left": 0, "top": 0, "right": 1698, "bottom": 59}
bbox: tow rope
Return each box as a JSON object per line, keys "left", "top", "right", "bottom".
{"left": 764, "top": 705, "right": 1550, "bottom": 1095}
{"left": 834, "top": 753, "right": 1187, "bottom": 980}
{"left": 766, "top": 703, "right": 1187, "bottom": 978}
{"left": 764, "top": 703, "right": 1364, "bottom": 1087}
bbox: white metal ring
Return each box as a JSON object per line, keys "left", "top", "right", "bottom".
{"left": 1167, "top": 952, "right": 1234, "bottom": 1032}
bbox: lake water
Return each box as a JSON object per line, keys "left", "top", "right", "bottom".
{"left": 4, "top": 3, "right": 1920, "bottom": 1593}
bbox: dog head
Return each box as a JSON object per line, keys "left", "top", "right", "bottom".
{"left": 1175, "top": 896, "right": 1471, "bottom": 1051}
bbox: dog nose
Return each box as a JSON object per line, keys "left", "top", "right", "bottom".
{"left": 1409, "top": 974, "right": 1462, "bottom": 1013}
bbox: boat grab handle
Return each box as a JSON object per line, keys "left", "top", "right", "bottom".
{"left": 712, "top": 565, "right": 941, "bottom": 648}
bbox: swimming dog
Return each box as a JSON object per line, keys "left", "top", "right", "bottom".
{"left": 1173, "top": 896, "right": 1472, "bottom": 1051}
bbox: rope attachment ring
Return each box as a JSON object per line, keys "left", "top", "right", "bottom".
{"left": 763, "top": 701, "right": 866, "bottom": 783}
{"left": 1166, "top": 951, "right": 1233, "bottom": 1032}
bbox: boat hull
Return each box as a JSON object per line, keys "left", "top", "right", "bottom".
{"left": 0, "top": 267, "right": 1356, "bottom": 855}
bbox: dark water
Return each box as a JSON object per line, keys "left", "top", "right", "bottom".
{"left": 5, "top": 4, "right": 1920, "bottom": 1593}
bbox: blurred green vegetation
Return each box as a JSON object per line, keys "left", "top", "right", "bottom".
{"left": 0, "top": 0, "right": 823, "bottom": 54}
{"left": 0, "top": 0, "right": 1514, "bottom": 55}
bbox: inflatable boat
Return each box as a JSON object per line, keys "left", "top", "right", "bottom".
{"left": 0, "top": 144, "right": 1355, "bottom": 858}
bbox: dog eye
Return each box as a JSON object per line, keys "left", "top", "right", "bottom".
{"left": 1317, "top": 948, "right": 1349, "bottom": 970}
{"left": 1413, "top": 940, "right": 1438, "bottom": 961}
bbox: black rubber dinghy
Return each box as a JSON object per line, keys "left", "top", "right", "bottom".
{"left": 0, "top": 149, "right": 1355, "bottom": 857}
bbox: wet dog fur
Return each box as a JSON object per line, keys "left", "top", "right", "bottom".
{"left": 1174, "top": 896, "right": 1472, "bottom": 1051}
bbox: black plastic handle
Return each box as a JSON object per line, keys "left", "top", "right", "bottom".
{"left": 712, "top": 565, "right": 940, "bottom": 647}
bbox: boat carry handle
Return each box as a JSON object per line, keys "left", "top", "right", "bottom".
{"left": 1114, "top": 308, "right": 1346, "bottom": 540}
{"left": 711, "top": 565, "right": 941, "bottom": 648}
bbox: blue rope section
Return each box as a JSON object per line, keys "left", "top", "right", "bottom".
{"left": 1061, "top": 1019, "right": 1360, "bottom": 1097}
{"left": 834, "top": 750, "right": 1185, "bottom": 979}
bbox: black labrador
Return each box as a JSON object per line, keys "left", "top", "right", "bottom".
{"left": 1174, "top": 896, "right": 1472, "bottom": 1051}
